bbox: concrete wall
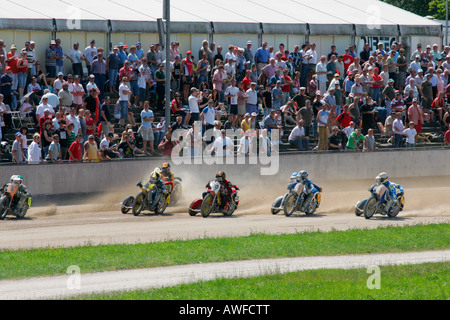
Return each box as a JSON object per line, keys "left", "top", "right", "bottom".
{"left": 1, "top": 149, "right": 449, "bottom": 197}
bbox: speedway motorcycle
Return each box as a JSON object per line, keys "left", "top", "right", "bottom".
{"left": 355, "top": 183, "right": 405, "bottom": 219}
{"left": 121, "top": 177, "right": 182, "bottom": 214}
{"left": 0, "top": 183, "right": 32, "bottom": 219}
{"left": 272, "top": 177, "right": 321, "bottom": 216}
{"left": 188, "top": 180, "right": 239, "bottom": 218}
{"left": 121, "top": 178, "right": 170, "bottom": 216}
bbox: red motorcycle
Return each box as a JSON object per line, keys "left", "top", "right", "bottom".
{"left": 188, "top": 180, "right": 239, "bottom": 218}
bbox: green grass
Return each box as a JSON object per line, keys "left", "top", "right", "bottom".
{"left": 0, "top": 223, "right": 448, "bottom": 281}
{"left": 75, "top": 262, "right": 450, "bottom": 300}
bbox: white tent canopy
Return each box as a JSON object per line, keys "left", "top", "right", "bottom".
{"left": 0, "top": 0, "right": 442, "bottom": 36}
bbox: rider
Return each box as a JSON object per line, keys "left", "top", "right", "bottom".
{"left": 375, "top": 172, "right": 397, "bottom": 215}
{"left": 297, "top": 170, "right": 321, "bottom": 207}
{"left": 1, "top": 175, "right": 31, "bottom": 213}
{"left": 149, "top": 169, "right": 168, "bottom": 198}
{"left": 208, "top": 171, "right": 238, "bottom": 211}
{"left": 160, "top": 162, "right": 175, "bottom": 182}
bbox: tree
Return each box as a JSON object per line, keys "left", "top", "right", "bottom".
{"left": 429, "top": 0, "right": 447, "bottom": 20}
{"left": 381, "top": 0, "right": 432, "bottom": 17}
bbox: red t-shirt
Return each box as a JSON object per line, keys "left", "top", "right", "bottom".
{"left": 7, "top": 53, "right": 19, "bottom": 74}
{"left": 372, "top": 73, "right": 382, "bottom": 88}
{"left": 281, "top": 75, "right": 292, "bottom": 92}
{"left": 17, "top": 58, "right": 28, "bottom": 73}
{"left": 69, "top": 140, "right": 82, "bottom": 162}
{"left": 342, "top": 54, "right": 354, "bottom": 71}
{"left": 242, "top": 77, "right": 252, "bottom": 91}
{"left": 336, "top": 112, "right": 352, "bottom": 128}
{"left": 85, "top": 117, "right": 94, "bottom": 135}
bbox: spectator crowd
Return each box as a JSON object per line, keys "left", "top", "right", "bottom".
{"left": 1, "top": 37, "right": 450, "bottom": 165}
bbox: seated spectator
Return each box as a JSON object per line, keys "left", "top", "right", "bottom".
{"left": 158, "top": 131, "right": 177, "bottom": 157}
{"left": 46, "top": 134, "right": 63, "bottom": 163}
{"left": 288, "top": 119, "right": 309, "bottom": 151}
{"left": 171, "top": 93, "right": 190, "bottom": 126}
{"left": 346, "top": 128, "right": 365, "bottom": 151}
{"left": 83, "top": 134, "right": 101, "bottom": 162}
{"left": 364, "top": 128, "right": 378, "bottom": 151}
{"left": 328, "top": 126, "right": 345, "bottom": 151}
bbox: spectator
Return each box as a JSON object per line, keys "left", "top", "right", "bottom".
{"left": 65, "top": 42, "right": 84, "bottom": 79}
{"left": 158, "top": 131, "right": 177, "bottom": 157}
{"left": 382, "top": 79, "right": 396, "bottom": 114}
{"left": 209, "top": 129, "right": 234, "bottom": 157}
{"left": 346, "top": 128, "right": 365, "bottom": 152}
{"left": 431, "top": 91, "right": 446, "bottom": 123}
{"left": 91, "top": 51, "right": 107, "bottom": 100}
{"left": 83, "top": 134, "right": 100, "bottom": 162}
{"left": 45, "top": 40, "right": 58, "bottom": 85}
{"left": 298, "top": 99, "right": 314, "bottom": 137}
{"left": 68, "top": 133, "right": 83, "bottom": 162}
{"left": 245, "top": 82, "right": 258, "bottom": 115}
{"left": 188, "top": 87, "right": 201, "bottom": 123}
{"left": 360, "top": 96, "right": 375, "bottom": 135}
{"left": 139, "top": 101, "right": 155, "bottom": 155}
{"left": 12, "top": 133, "right": 27, "bottom": 164}
{"left": 328, "top": 126, "right": 345, "bottom": 151}
{"left": 47, "top": 134, "right": 62, "bottom": 163}
{"left": 393, "top": 112, "right": 405, "bottom": 148}
{"left": 288, "top": 119, "right": 309, "bottom": 151}
{"left": 402, "top": 121, "right": 417, "bottom": 149}
{"left": 316, "top": 103, "right": 330, "bottom": 150}
{"left": 28, "top": 133, "right": 42, "bottom": 164}
{"left": 118, "top": 76, "right": 132, "bottom": 127}
{"left": 364, "top": 128, "right": 378, "bottom": 151}
{"left": 83, "top": 39, "right": 97, "bottom": 76}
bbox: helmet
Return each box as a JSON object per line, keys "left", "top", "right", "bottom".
{"left": 299, "top": 170, "right": 308, "bottom": 182}
{"left": 150, "top": 171, "right": 161, "bottom": 181}
{"left": 376, "top": 172, "right": 389, "bottom": 184}
{"left": 10, "top": 175, "right": 23, "bottom": 185}
{"left": 290, "top": 172, "right": 300, "bottom": 182}
{"left": 161, "top": 163, "right": 170, "bottom": 173}
{"left": 215, "top": 171, "right": 226, "bottom": 182}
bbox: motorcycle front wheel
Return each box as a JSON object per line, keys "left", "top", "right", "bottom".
{"left": 283, "top": 193, "right": 297, "bottom": 217}
{"left": 0, "top": 196, "right": 10, "bottom": 220}
{"left": 132, "top": 192, "right": 146, "bottom": 216}
{"left": 201, "top": 194, "right": 214, "bottom": 218}
{"left": 363, "top": 196, "right": 378, "bottom": 219}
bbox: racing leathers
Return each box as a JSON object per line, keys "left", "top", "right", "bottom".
{"left": 377, "top": 180, "right": 397, "bottom": 215}
{"left": 1, "top": 182, "right": 31, "bottom": 213}
{"left": 298, "top": 178, "right": 321, "bottom": 208}
{"left": 207, "top": 179, "right": 237, "bottom": 210}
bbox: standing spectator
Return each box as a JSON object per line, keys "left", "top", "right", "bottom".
{"left": 0, "top": 67, "right": 13, "bottom": 111}
{"left": 83, "top": 134, "right": 100, "bottom": 162}
{"left": 72, "top": 75, "right": 85, "bottom": 111}
{"left": 402, "top": 121, "right": 417, "bottom": 149}
{"left": 420, "top": 74, "right": 434, "bottom": 117}
{"left": 342, "top": 48, "right": 354, "bottom": 76}
{"left": 360, "top": 43, "right": 371, "bottom": 64}
{"left": 245, "top": 82, "right": 258, "bottom": 115}
{"left": 28, "top": 133, "right": 42, "bottom": 164}
{"left": 54, "top": 119, "right": 68, "bottom": 160}
{"left": 364, "top": 128, "right": 377, "bottom": 151}
{"left": 46, "top": 134, "right": 62, "bottom": 163}
{"left": 407, "top": 98, "right": 424, "bottom": 134}
{"left": 382, "top": 79, "right": 396, "bottom": 114}
{"left": 316, "top": 103, "right": 330, "bottom": 150}
{"left": 393, "top": 112, "right": 405, "bottom": 148}
{"left": 65, "top": 42, "right": 84, "bottom": 79}
{"left": 360, "top": 96, "right": 375, "bottom": 135}
{"left": 83, "top": 39, "right": 98, "bottom": 76}
{"left": 68, "top": 134, "right": 83, "bottom": 162}
{"left": 197, "top": 52, "right": 211, "bottom": 85}
{"left": 107, "top": 46, "right": 119, "bottom": 93}
{"left": 45, "top": 40, "right": 58, "bottom": 85}
{"left": 244, "top": 41, "right": 254, "bottom": 69}
{"left": 224, "top": 79, "right": 239, "bottom": 128}
{"left": 16, "top": 49, "right": 29, "bottom": 99}
{"left": 155, "top": 63, "right": 166, "bottom": 109}
{"left": 54, "top": 39, "right": 64, "bottom": 76}
{"left": 91, "top": 52, "right": 107, "bottom": 100}
{"left": 6, "top": 45, "right": 19, "bottom": 95}
{"left": 396, "top": 49, "right": 408, "bottom": 92}
{"left": 254, "top": 42, "right": 270, "bottom": 74}
{"left": 139, "top": 101, "right": 155, "bottom": 155}
{"left": 12, "top": 133, "right": 27, "bottom": 164}
{"left": 281, "top": 68, "right": 293, "bottom": 105}
{"left": 118, "top": 76, "right": 132, "bottom": 127}
{"left": 181, "top": 51, "right": 194, "bottom": 102}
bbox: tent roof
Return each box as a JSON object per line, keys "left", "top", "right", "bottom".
{"left": 0, "top": 0, "right": 442, "bottom": 36}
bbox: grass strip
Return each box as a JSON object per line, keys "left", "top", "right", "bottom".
{"left": 1, "top": 223, "right": 448, "bottom": 280}
{"left": 74, "top": 262, "right": 449, "bottom": 300}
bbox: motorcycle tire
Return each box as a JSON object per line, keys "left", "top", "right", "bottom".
{"left": 271, "top": 196, "right": 284, "bottom": 215}
{"left": 121, "top": 196, "right": 134, "bottom": 214}
{"left": 188, "top": 208, "right": 198, "bottom": 216}
{"left": 363, "top": 196, "right": 378, "bottom": 219}
{"left": 0, "top": 196, "right": 10, "bottom": 220}
{"left": 132, "top": 192, "right": 146, "bottom": 216}
{"left": 155, "top": 197, "right": 169, "bottom": 214}
{"left": 283, "top": 193, "right": 297, "bottom": 217}
{"left": 355, "top": 199, "right": 366, "bottom": 216}
{"left": 304, "top": 198, "right": 317, "bottom": 215}
{"left": 16, "top": 202, "right": 29, "bottom": 219}
{"left": 388, "top": 202, "right": 401, "bottom": 218}
{"left": 222, "top": 195, "right": 237, "bottom": 216}
{"left": 201, "top": 194, "right": 214, "bottom": 218}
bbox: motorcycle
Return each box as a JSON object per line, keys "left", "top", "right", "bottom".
{"left": 355, "top": 183, "right": 405, "bottom": 219}
{"left": 121, "top": 176, "right": 182, "bottom": 214}
{"left": 272, "top": 178, "right": 321, "bottom": 216}
{"left": 121, "top": 179, "right": 170, "bottom": 216}
{"left": 0, "top": 183, "right": 32, "bottom": 219}
{"left": 188, "top": 180, "right": 239, "bottom": 218}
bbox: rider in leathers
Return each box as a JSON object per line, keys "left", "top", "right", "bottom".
{"left": 1, "top": 175, "right": 31, "bottom": 213}
{"left": 375, "top": 172, "right": 397, "bottom": 215}
{"left": 297, "top": 170, "right": 321, "bottom": 208}
{"left": 207, "top": 171, "right": 237, "bottom": 211}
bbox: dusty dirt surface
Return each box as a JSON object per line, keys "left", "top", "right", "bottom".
{"left": 0, "top": 175, "right": 449, "bottom": 250}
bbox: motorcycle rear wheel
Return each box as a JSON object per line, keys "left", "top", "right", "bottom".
{"left": 201, "top": 194, "right": 214, "bottom": 218}
{"left": 271, "top": 196, "right": 284, "bottom": 215}
{"left": 283, "top": 193, "right": 297, "bottom": 217}
{"left": 363, "top": 196, "right": 377, "bottom": 219}
{"left": 388, "top": 202, "right": 401, "bottom": 218}
{"left": 16, "top": 202, "right": 28, "bottom": 219}
{"left": 304, "top": 198, "right": 317, "bottom": 215}
{"left": 0, "top": 196, "right": 10, "bottom": 220}
{"left": 155, "top": 196, "right": 169, "bottom": 214}
{"left": 132, "top": 192, "right": 146, "bottom": 216}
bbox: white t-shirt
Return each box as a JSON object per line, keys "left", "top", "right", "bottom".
{"left": 403, "top": 128, "right": 417, "bottom": 144}
{"left": 100, "top": 137, "right": 110, "bottom": 151}
{"left": 27, "top": 141, "right": 41, "bottom": 164}
{"left": 201, "top": 106, "right": 216, "bottom": 125}
{"left": 66, "top": 114, "right": 81, "bottom": 135}
{"left": 119, "top": 83, "right": 130, "bottom": 101}
{"left": 213, "top": 136, "right": 234, "bottom": 157}
{"left": 83, "top": 46, "right": 98, "bottom": 64}
{"left": 239, "top": 137, "right": 251, "bottom": 154}
{"left": 288, "top": 126, "right": 305, "bottom": 141}
{"left": 188, "top": 95, "right": 200, "bottom": 113}
{"left": 225, "top": 86, "right": 239, "bottom": 105}
{"left": 36, "top": 104, "right": 55, "bottom": 119}
{"left": 66, "top": 49, "right": 83, "bottom": 64}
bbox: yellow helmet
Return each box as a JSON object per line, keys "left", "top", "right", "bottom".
{"left": 150, "top": 171, "right": 161, "bottom": 181}
{"left": 161, "top": 162, "right": 170, "bottom": 173}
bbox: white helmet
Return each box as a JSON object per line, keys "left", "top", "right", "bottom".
{"left": 10, "top": 175, "right": 23, "bottom": 185}
{"left": 376, "top": 172, "right": 389, "bottom": 184}
{"left": 299, "top": 170, "right": 308, "bottom": 182}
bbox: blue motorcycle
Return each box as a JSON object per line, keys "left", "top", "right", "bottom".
{"left": 271, "top": 173, "right": 322, "bottom": 216}
{"left": 355, "top": 183, "right": 405, "bottom": 219}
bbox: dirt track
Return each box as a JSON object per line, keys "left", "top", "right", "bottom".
{"left": 0, "top": 175, "right": 449, "bottom": 250}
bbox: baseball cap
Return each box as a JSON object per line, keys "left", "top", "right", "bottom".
{"left": 107, "top": 132, "right": 114, "bottom": 138}
{"left": 10, "top": 44, "right": 16, "bottom": 50}
{"left": 136, "top": 42, "right": 141, "bottom": 46}
{"left": 118, "top": 42, "right": 124, "bottom": 47}
{"left": 251, "top": 112, "right": 257, "bottom": 117}
{"left": 50, "top": 40, "right": 56, "bottom": 44}
{"left": 186, "top": 50, "right": 192, "bottom": 54}
{"left": 388, "top": 79, "right": 394, "bottom": 83}
{"left": 247, "top": 40, "right": 252, "bottom": 44}
{"left": 90, "top": 39, "right": 95, "bottom": 43}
